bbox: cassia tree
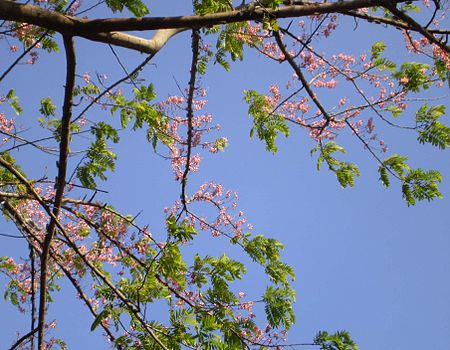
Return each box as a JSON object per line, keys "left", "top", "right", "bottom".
{"left": 0, "top": 0, "right": 449, "bottom": 349}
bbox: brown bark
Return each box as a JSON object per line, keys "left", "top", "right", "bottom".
{"left": 0, "top": 0, "right": 407, "bottom": 34}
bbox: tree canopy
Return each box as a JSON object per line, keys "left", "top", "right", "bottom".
{"left": 0, "top": 0, "right": 449, "bottom": 349}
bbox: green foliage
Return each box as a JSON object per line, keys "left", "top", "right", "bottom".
{"left": 198, "top": 48, "right": 215, "bottom": 74}
{"left": 4, "top": 280, "right": 20, "bottom": 307}
{"left": 46, "top": 0, "right": 69, "bottom": 12}
{"left": 38, "top": 97, "right": 82, "bottom": 140}
{"left": 90, "top": 307, "right": 111, "bottom": 331}
{"left": 0, "top": 152, "right": 24, "bottom": 184}
{"left": 314, "top": 330, "right": 358, "bottom": 350}
{"left": 242, "top": 234, "right": 296, "bottom": 329}
{"left": 213, "top": 137, "right": 228, "bottom": 152}
{"left": 81, "top": 84, "right": 101, "bottom": 96}
{"left": 399, "top": 2, "right": 421, "bottom": 13}
{"left": 311, "top": 141, "right": 360, "bottom": 188}
{"left": 393, "top": 62, "right": 431, "bottom": 92}
{"left": 370, "top": 41, "right": 396, "bottom": 72}
{"left": 39, "top": 97, "right": 57, "bottom": 117}
{"left": 105, "top": 0, "right": 149, "bottom": 17}
{"left": 166, "top": 214, "right": 197, "bottom": 242}
{"left": 402, "top": 169, "right": 443, "bottom": 206}
{"left": 0, "top": 152, "right": 28, "bottom": 202}
{"left": 371, "top": 41, "right": 386, "bottom": 60}
{"left": 41, "top": 35, "right": 59, "bottom": 53}
{"left": 244, "top": 90, "right": 289, "bottom": 153}
{"left": 215, "top": 22, "right": 248, "bottom": 66}
{"left": 378, "top": 154, "right": 443, "bottom": 205}
{"left": 159, "top": 244, "right": 188, "bottom": 290}
{"left": 243, "top": 234, "right": 295, "bottom": 286}
{"left": 76, "top": 122, "right": 119, "bottom": 188}
{"left": 384, "top": 104, "right": 403, "bottom": 117}
{"left": 193, "top": 0, "right": 233, "bottom": 15}
{"left": 415, "top": 104, "right": 450, "bottom": 149}
{"left": 214, "top": 48, "right": 231, "bottom": 71}
{"left": 109, "top": 83, "right": 169, "bottom": 150}
{"left": 0, "top": 256, "right": 16, "bottom": 272}
{"left": 263, "top": 285, "right": 295, "bottom": 329}
{"left": 434, "top": 58, "right": 450, "bottom": 87}
{"left": 5, "top": 89, "right": 22, "bottom": 115}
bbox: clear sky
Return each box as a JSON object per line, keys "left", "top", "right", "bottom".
{"left": 1, "top": 1, "right": 449, "bottom": 349}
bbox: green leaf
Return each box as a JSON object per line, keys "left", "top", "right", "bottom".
{"left": 315, "top": 330, "right": 359, "bottom": 350}
{"left": 166, "top": 214, "right": 197, "bottom": 242}
{"left": 194, "top": 0, "right": 233, "bottom": 15}
{"left": 244, "top": 90, "right": 289, "bottom": 153}
{"left": 378, "top": 166, "right": 390, "bottom": 188}
{"left": 393, "top": 62, "right": 431, "bottom": 92}
{"left": 384, "top": 104, "right": 403, "bottom": 117}
{"left": 371, "top": 41, "right": 386, "bottom": 60}
{"left": 263, "top": 285, "right": 295, "bottom": 329}
{"left": 91, "top": 308, "right": 110, "bottom": 331}
{"left": 105, "top": 0, "right": 149, "bottom": 16}
{"left": 312, "top": 142, "right": 360, "bottom": 188}
{"left": 40, "top": 97, "right": 57, "bottom": 117}
{"left": 380, "top": 154, "right": 442, "bottom": 205}
{"left": 41, "top": 36, "right": 59, "bottom": 53}
{"left": 6, "top": 89, "right": 23, "bottom": 115}
{"left": 416, "top": 104, "right": 449, "bottom": 149}
{"left": 381, "top": 154, "right": 410, "bottom": 178}
{"left": 403, "top": 169, "right": 443, "bottom": 206}
{"left": 76, "top": 131, "right": 117, "bottom": 188}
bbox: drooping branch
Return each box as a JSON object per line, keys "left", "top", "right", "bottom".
{"left": 344, "top": 10, "right": 450, "bottom": 35}
{"left": 274, "top": 31, "right": 331, "bottom": 122}
{"left": 37, "top": 34, "right": 76, "bottom": 350}
{"left": 381, "top": 0, "right": 450, "bottom": 55}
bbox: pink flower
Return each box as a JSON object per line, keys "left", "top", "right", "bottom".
{"left": 83, "top": 72, "right": 91, "bottom": 83}
{"left": 399, "top": 77, "right": 409, "bottom": 85}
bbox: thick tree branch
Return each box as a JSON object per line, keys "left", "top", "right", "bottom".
{"left": 37, "top": 34, "right": 75, "bottom": 350}
{"left": 81, "top": 28, "right": 184, "bottom": 54}
{"left": 0, "top": 0, "right": 409, "bottom": 34}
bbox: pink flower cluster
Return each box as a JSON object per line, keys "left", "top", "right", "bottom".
{"left": 157, "top": 90, "right": 226, "bottom": 180}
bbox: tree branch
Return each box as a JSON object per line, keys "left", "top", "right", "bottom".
{"left": 0, "top": 0, "right": 410, "bottom": 34}
{"left": 180, "top": 30, "right": 200, "bottom": 214}
{"left": 274, "top": 31, "right": 331, "bottom": 123}
{"left": 381, "top": 0, "right": 450, "bottom": 55}
{"left": 37, "top": 34, "right": 76, "bottom": 350}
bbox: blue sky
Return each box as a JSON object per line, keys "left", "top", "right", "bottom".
{"left": 1, "top": 1, "right": 449, "bottom": 349}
